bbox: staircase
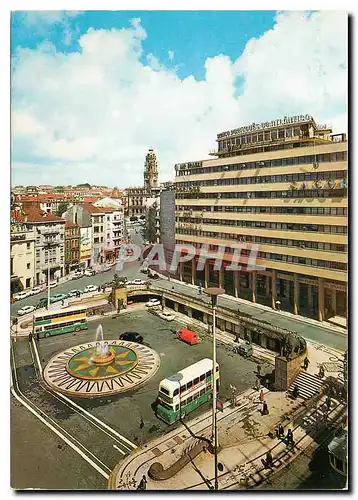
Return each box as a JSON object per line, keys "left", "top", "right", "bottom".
{"left": 288, "top": 370, "right": 324, "bottom": 400}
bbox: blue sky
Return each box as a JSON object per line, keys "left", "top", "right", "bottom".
{"left": 11, "top": 11, "right": 276, "bottom": 80}
{"left": 11, "top": 10, "right": 347, "bottom": 187}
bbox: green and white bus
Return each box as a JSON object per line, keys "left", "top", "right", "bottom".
{"left": 33, "top": 305, "right": 88, "bottom": 339}
{"left": 156, "top": 358, "right": 220, "bottom": 425}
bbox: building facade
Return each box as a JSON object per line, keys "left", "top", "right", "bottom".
{"left": 174, "top": 115, "right": 348, "bottom": 322}
{"left": 144, "top": 149, "right": 159, "bottom": 190}
{"left": 64, "top": 221, "right": 80, "bottom": 274}
{"left": 10, "top": 222, "right": 36, "bottom": 293}
{"left": 160, "top": 189, "right": 176, "bottom": 266}
{"left": 125, "top": 187, "right": 147, "bottom": 218}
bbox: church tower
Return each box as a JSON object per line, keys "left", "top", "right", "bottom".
{"left": 144, "top": 149, "right": 159, "bottom": 192}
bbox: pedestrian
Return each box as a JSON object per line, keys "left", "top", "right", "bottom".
{"left": 265, "top": 451, "right": 273, "bottom": 468}
{"left": 255, "top": 378, "right": 261, "bottom": 391}
{"left": 278, "top": 423, "right": 284, "bottom": 438}
{"left": 286, "top": 428, "right": 294, "bottom": 446}
{"left": 61, "top": 300, "right": 64, "bottom": 306}
{"left": 275, "top": 300, "right": 281, "bottom": 311}
{"left": 319, "top": 365, "right": 325, "bottom": 379}
{"left": 28, "top": 332, "right": 33, "bottom": 342}
{"left": 137, "top": 475, "right": 147, "bottom": 490}
{"left": 262, "top": 401, "right": 269, "bottom": 415}
{"left": 303, "top": 356, "right": 310, "bottom": 371}
{"left": 293, "top": 386, "right": 299, "bottom": 399}
{"left": 326, "top": 395, "right": 332, "bottom": 411}
{"left": 257, "top": 363, "right": 261, "bottom": 377}
{"left": 259, "top": 389, "right": 265, "bottom": 402}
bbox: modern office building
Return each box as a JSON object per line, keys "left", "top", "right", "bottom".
{"left": 174, "top": 114, "right": 348, "bottom": 323}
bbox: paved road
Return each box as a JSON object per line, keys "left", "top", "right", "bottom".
{"left": 11, "top": 223, "right": 347, "bottom": 352}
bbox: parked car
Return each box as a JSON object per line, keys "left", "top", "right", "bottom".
{"left": 119, "top": 332, "right": 144, "bottom": 343}
{"left": 148, "top": 272, "right": 160, "bottom": 279}
{"left": 176, "top": 328, "right": 200, "bottom": 345}
{"left": 67, "top": 289, "right": 82, "bottom": 298}
{"left": 49, "top": 280, "right": 58, "bottom": 289}
{"left": 52, "top": 293, "right": 68, "bottom": 303}
{"left": 158, "top": 311, "right": 175, "bottom": 322}
{"left": 72, "top": 271, "right": 84, "bottom": 279}
{"left": 30, "top": 286, "right": 42, "bottom": 295}
{"left": 103, "top": 264, "right": 112, "bottom": 272}
{"left": 129, "top": 279, "right": 146, "bottom": 285}
{"left": 146, "top": 298, "right": 161, "bottom": 308}
{"left": 84, "top": 269, "right": 95, "bottom": 277}
{"left": 18, "top": 305, "right": 36, "bottom": 316}
{"left": 83, "top": 284, "right": 98, "bottom": 293}
{"left": 14, "top": 291, "right": 30, "bottom": 301}
{"left": 10, "top": 297, "right": 16, "bottom": 304}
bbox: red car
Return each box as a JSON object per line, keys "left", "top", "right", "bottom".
{"left": 11, "top": 297, "right": 16, "bottom": 303}
{"left": 176, "top": 328, "right": 200, "bottom": 345}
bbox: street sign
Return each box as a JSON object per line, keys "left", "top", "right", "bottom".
{"left": 216, "top": 399, "right": 224, "bottom": 412}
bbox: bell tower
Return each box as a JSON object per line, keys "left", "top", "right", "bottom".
{"left": 144, "top": 149, "right": 158, "bottom": 192}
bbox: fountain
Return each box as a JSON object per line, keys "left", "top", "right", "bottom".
{"left": 91, "top": 325, "right": 115, "bottom": 365}
{"left": 43, "top": 323, "right": 161, "bottom": 397}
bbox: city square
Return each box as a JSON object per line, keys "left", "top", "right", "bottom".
{"left": 10, "top": 8, "right": 348, "bottom": 493}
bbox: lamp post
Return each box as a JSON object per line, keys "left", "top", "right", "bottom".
{"left": 204, "top": 286, "right": 225, "bottom": 491}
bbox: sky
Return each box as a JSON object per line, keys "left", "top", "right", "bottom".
{"left": 11, "top": 10, "right": 348, "bottom": 188}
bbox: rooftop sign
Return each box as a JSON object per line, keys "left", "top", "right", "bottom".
{"left": 217, "top": 114, "right": 313, "bottom": 139}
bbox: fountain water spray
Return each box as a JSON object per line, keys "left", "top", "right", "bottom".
{"left": 94, "top": 324, "right": 109, "bottom": 359}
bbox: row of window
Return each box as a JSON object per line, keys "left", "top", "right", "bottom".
{"left": 176, "top": 205, "right": 348, "bottom": 216}
{"left": 176, "top": 220, "right": 348, "bottom": 234}
{"left": 176, "top": 171, "right": 347, "bottom": 189}
{"left": 176, "top": 151, "right": 347, "bottom": 177}
{"left": 176, "top": 189, "right": 347, "bottom": 200}
{"left": 256, "top": 252, "right": 347, "bottom": 270}
{"left": 175, "top": 239, "right": 347, "bottom": 272}
{"left": 36, "top": 310, "right": 86, "bottom": 322}
{"left": 218, "top": 126, "right": 306, "bottom": 148}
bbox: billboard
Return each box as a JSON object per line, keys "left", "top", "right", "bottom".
{"left": 80, "top": 226, "right": 92, "bottom": 263}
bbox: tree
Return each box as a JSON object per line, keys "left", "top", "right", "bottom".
{"left": 56, "top": 202, "right": 69, "bottom": 216}
{"left": 76, "top": 183, "right": 91, "bottom": 188}
{"left": 54, "top": 185, "right": 64, "bottom": 193}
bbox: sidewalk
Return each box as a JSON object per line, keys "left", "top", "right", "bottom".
{"left": 109, "top": 387, "right": 346, "bottom": 490}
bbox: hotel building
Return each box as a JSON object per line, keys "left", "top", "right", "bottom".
{"left": 174, "top": 115, "right": 348, "bottom": 323}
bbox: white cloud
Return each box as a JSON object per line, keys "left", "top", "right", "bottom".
{"left": 11, "top": 11, "right": 347, "bottom": 187}
{"left": 168, "top": 50, "right": 174, "bottom": 61}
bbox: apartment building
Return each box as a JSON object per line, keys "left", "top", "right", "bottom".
{"left": 93, "top": 197, "right": 124, "bottom": 261}
{"left": 64, "top": 221, "right": 80, "bottom": 274}
{"left": 10, "top": 222, "right": 36, "bottom": 293}
{"left": 174, "top": 114, "right": 348, "bottom": 322}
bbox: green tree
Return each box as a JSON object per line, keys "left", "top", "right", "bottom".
{"left": 54, "top": 185, "right": 64, "bottom": 193}
{"left": 56, "top": 202, "right": 69, "bottom": 216}
{"left": 76, "top": 183, "right": 91, "bottom": 188}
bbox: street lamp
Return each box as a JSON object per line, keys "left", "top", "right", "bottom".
{"left": 204, "top": 286, "right": 225, "bottom": 491}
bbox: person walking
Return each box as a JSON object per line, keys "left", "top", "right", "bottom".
{"left": 137, "top": 475, "right": 147, "bottom": 490}
{"left": 303, "top": 356, "right": 310, "bottom": 371}
{"left": 277, "top": 423, "right": 284, "bottom": 438}
{"left": 198, "top": 281, "right": 202, "bottom": 295}
{"left": 265, "top": 450, "right": 273, "bottom": 468}
{"left": 286, "top": 428, "right": 294, "bottom": 446}
{"left": 326, "top": 395, "right": 332, "bottom": 411}
{"left": 262, "top": 401, "right": 269, "bottom": 415}
{"left": 319, "top": 365, "right": 325, "bottom": 379}
{"left": 259, "top": 389, "right": 265, "bottom": 403}
{"left": 293, "top": 385, "right": 300, "bottom": 399}
{"left": 255, "top": 378, "right": 261, "bottom": 391}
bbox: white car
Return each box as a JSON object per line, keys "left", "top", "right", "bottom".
{"left": 18, "top": 305, "right": 36, "bottom": 316}
{"left": 83, "top": 285, "right": 98, "bottom": 293}
{"left": 49, "top": 281, "right": 58, "bottom": 289}
{"left": 84, "top": 269, "right": 95, "bottom": 277}
{"left": 30, "top": 286, "right": 42, "bottom": 295}
{"left": 130, "top": 279, "right": 146, "bottom": 286}
{"left": 158, "top": 311, "right": 175, "bottom": 321}
{"left": 146, "top": 298, "right": 161, "bottom": 308}
{"left": 14, "top": 291, "right": 30, "bottom": 301}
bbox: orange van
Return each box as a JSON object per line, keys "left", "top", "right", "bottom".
{"left": 176, "top": 328, "right": 200, "bottom": 345}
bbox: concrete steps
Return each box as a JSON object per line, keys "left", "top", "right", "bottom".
{"left": 288, "top": 370, "right": 324, "bottom": 400}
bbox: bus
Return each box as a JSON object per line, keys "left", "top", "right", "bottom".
{"left": 156, "top": 358, "right": 220, "bottom": 425}
{"left": 33, "top": 305, "right": 88, "bottom": 339}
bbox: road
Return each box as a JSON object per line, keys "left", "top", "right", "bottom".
{"left": 11, "top": 223, "right": 347, "bottom": 352}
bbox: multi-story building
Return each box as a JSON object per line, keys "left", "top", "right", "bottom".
{"left": 12, "top": 208, "right": 66, "bottom": 285}
{"left": 174, "top": 114, "right": 348, "bottom": 323}
{"left": 93, "top": 197, "right": 124, "bottom": 261}
{"left": 125, "top": 187, "right": 147, "bottom": 218}
{"left": 64, "top": 221, "right": 80, "bottom": 274}
{"left": 62, "top": 204, "right": 106, "bottom": 266}
{"left": 160, "top": 188, "right": 176, "bottom": 267}
{"left": 10, "top": 221, "right": 36, "bottom": 293}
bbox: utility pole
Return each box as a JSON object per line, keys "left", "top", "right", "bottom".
{"left": 204, "top": 286, "right": 225, "bottom": 491}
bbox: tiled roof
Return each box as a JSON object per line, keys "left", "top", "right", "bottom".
{"left": 65, "top": 220, "right": 78, "bottom": 229}
{"left": 16, "top": 207, "right": 65, "bottom": 223}
{"left": 81, "top": 203, "right": 105, "bottom": 214}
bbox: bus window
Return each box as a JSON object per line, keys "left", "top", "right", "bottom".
{"left": 180, "top": 384, "right": 186, "bottom": 393}
{"left": 206, "top": 370, "right": 212, "bottom": 378}
{"left": 194, "top": 377, "right": 199, "bottom": 385}
{"left": 200, "top": 374, "right": 205, "bottom": 382}
{"left": 160, "top": 386, "right": 169, "bottom": 395}
{"left": 187, "top": 381, "right": 193, "bottom": 389}
{"left": 173, "top": 388, "right": 179, "bottom": 397}
{"left": 200, "top": 389, "right": 205, "bottom": 396}
{"left": 187, "top": 396, "right": 193, "bottom": 404}
{"left": 207, "top": 384, "right": 212, "bottom": 391}
{"left": 216, "top": 366, "right": 219, "bottom": 372}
